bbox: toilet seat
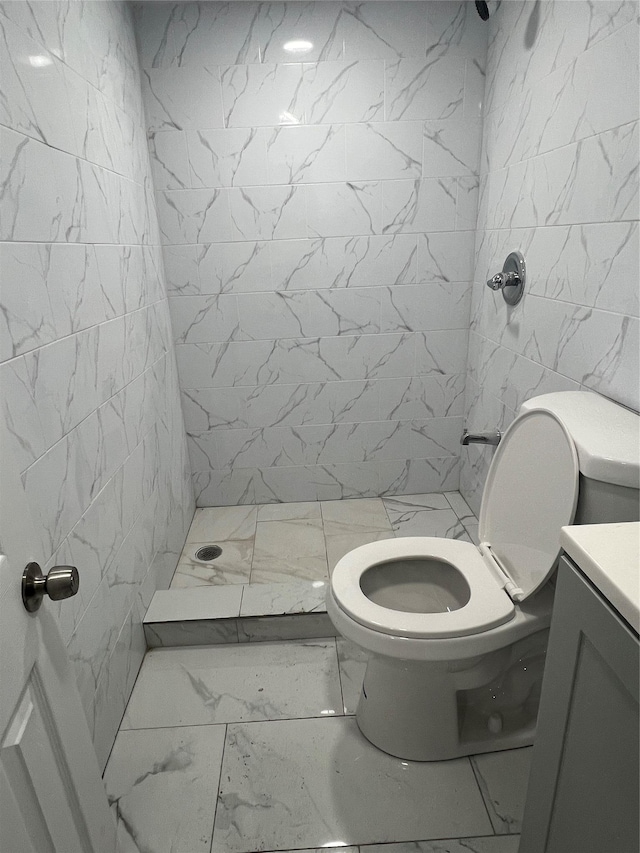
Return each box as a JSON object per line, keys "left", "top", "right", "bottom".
{"left": 331, "top": 409, "right": 580, "bottom": 643}
{"left": 331, "top": 537, "right": 515, "bottom": 640}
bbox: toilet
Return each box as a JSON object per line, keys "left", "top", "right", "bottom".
{"left": 327, "top": 392, "right": 639, "bottom": 761}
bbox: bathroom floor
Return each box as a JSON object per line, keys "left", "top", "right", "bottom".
{"left": 105, "top": 492, "right": 529, "bottom": 850}
{"left": 105, "top": 634, "right": 529, "bottom": 852}
{"left": 171, "top": 491, "right": 480, "bottom": 588}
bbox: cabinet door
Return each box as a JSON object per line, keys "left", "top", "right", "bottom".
{"left": 519, "top": 557, "right": 639, "bottom": 853}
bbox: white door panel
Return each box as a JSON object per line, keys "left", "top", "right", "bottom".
{"left": 0, "top": 422, "right": 117, "bottom": 852}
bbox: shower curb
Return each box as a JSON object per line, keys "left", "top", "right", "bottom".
{"left": 143, "top": 581, "right": 335, "bottom": 648}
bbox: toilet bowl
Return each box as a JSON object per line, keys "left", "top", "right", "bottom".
{"left": 327, "top": 392, "right": 640, "bottom": 761}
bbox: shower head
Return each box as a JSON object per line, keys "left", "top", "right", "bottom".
{"left": 475, "top": 1, "right": 490, "bottom": 20}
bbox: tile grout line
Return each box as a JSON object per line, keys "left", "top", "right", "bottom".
{"left": 209, "top": 722, "right": 229, "bottom": 853}
{"left": 120, "top": 707, "right": 358, "bottom": 736}
{"left": 320, "top": 500, "right": 332, "bottom": 578}
{"left": 468, "top": 754, "right": 499, "bottom": 836}
{"left": 333, "top": 636, "right": 348, "bottom": 717}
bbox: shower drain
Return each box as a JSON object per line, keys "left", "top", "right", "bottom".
{"left": 195, "top": 545, "right": 223, "bottom": 562}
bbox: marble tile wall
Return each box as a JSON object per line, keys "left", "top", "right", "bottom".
{"left": 135, "top": 1, "right": 487, "bottom": 504}
{"left": 460, "top": 0, "right": 640, "bottom": 513}
{"left": 0, "top": 0, "right": 194, "bottom": 769}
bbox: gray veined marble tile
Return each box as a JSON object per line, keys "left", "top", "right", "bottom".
{"left": 237, "top": 613, "right": 335, "bottom": 643}
{"left": 240, "top": 580, "right": 328, "bottom": 617}
{"left": 171, "top": 540, "right": 253, "bottom": 587}
{"left": 307, "top": 181, "right": 383, "bottom": 238}
{"left": 322, "top": 498, "right": 393, "bottom": 571}
{"left": 342, "top": 1, "right": 428, "bottom": 61}
{"left": 221, "top": 62, "right": 304, "bottom": 128}
{"left": 187, "top": 127, "right": 268, "bottom": 189}
{"left": 229, "top": 184, "right": 307, "bottom": 242}
{"left": 382, "top": 177, "right": 457, "bottom": 235}
{"left": 251, "top": 518, "right": 329, "bottom": 584}
{"left": 321, "top": 497, "right": 391, "bottom": 533}
{"left": 379, "top": 374, "right": 464, "bottom": 421}
{"left": 212, "top": 717, "right": 493, "bottom": 852}
{"left": 157, "top": 187, "right": 232, "bottom": 245}
{"left": 471, "top": 746, "right": 533, "bottom": 835}
{"left": 389, "top": 506, "right": 470, "bottom": 540}
{"left": 336, "top": 636, "right": 369, "bottom": 715}
{"left": 385, "top": 56, "right": 465, "bottom": 122}
{"left": 361, "top": 837, "right": 521, "bottom": 853}
{"left": 104, "top": 725, "right": 225, "bottom": 853}
{"left": 266, "top": 124, "right": 346, "bottom": 185}
{"left": 323, "top": 497, "right": 394, "bottom": 571}
{"left": 270, "top": 234, "right": 417, "bottom": 291}
{"left": 325, "top": 528, "right": 393, "bottom": 573}
{"left": 464, "top": 522, "right": 480, "bottom": 546}
{"left": 142, "top": 66, "right": 225, "bottom": 132}
{"left": 383, "top": 492, "right": 450, "bottom": 514}
{"left": 346, "top": 122, "right": 423, "bottom": 182}
{"left": 256, "top": 501, "right": 322, "bottom": 522}
{"left": 147, "top": 130, "right": 190, "bottom": 190}
{"left": 186, "top": 505, "right": 258, "bottom": 544}
{"left": 423, "top": 118, "right": 482, "bottom": 177}
{"left": 144, "top": 585, "right": 243, "bottom": 623}
{"left": 144, "top": 618, "right": 239, "bottom": 648}
{"left": 171, "top": 2, "right": 262, "bottom": 67}
{"left": 444, "top": 491, "right": 477, "bottom": 525}
{"left": 121, "top": 641, "right": 343, "bottom": 730}
{"left": 278, "top": 849, "right": 358, "bottom": 853}
{"left": 416, "top": 329, "right": 469, "bottom": 377}
{"left": 258, "top": 3, "right": 345, "bottom": 64}
{"left": 417, "top": 230, "right": 475, "bottom": 284}
{"left": 302, "top": 59, "right": 385, "bottom": 125}
{"left": 195, "top": 240, "right": 272, "bottom": 296}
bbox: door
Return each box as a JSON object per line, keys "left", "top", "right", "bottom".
{"left": 0, "top": 421, "right": 117, "bottom": 852}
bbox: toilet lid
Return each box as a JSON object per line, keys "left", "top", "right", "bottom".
{"left": 479, "top": 409, "right": 579, "bottom": 601}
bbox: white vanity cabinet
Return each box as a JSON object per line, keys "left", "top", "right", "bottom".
{"left": 519, "top": 554, "right": 639, "bottom": 853}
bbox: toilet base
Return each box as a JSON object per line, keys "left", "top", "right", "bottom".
{"left": 355, "top": 630, "right": 548, "bottom": 761}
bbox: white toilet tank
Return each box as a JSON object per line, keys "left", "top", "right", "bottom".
{"left": 520, "top": 392, "right": 640, "bottom": 524}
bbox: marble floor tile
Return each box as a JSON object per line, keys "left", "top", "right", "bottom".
{"left": 104, "top": 724, "right": 225, "bottom": 853}
{"left": 325, "top": 529, "right": 393, "bottom": 572}
{"left": 388, "top": 507, "right": 470, "bottom": 540}
{"left": 471, "top": 746, "right": 533, "bottom": 834}
{"left": 171, "top": 539, "right": 253, "bottom": 587}
{"left": 257, "top": 501, "right": 322, "bottom": 522}
{"left": 237, "top": 614, "right": 335, "bottom": 642}
{"left": 144, "top": 618, "right": 239, "bottom": 647}
{"left": 464, "top": 521, "right": 480, "bottom": 545}
{"left": 278, "top": 850, "right": 358, "bottom": 853}
{"left": 212, "top": 717, "right": 493, "bottom": 852}
{"left": 382, "top": 493, "right": 450, "bottom": 515}
{"left": 278, "top": 849, "right": 358, "bottom": 853}
{"left": 186, "top": 505, "right": 257, "bottom": 544}
{"left": 444, "top": 491, "right": 477, "bottom": 525}
{"left": 336, "top": 637, "right": 369, "bottom": 714}
{"left": 251, "top": 518, "right": 329, "bottom": 584}
{"left": 240, "top": 580, "right": 328, "bottom": 616}
{"left": 145, "top": 585, "right": 243, "bottom": 622}
{"left": 321, "top": 498, "right": 392, "bottom": 534}
{"left": 361, "top": 837, "right": 521, "bottom": 853}
{"left": 322, "top": 498, "right": 394, "bottom": 571}
{"left": 121, "top": 641, "right": 342, "bottom": 730}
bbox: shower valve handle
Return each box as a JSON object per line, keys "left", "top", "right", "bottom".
{"left": 487, "top": 271, "right": 521, "bottom": 291}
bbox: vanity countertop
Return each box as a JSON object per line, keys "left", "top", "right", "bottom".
{"left": 560, "top": 522, "right": 639, "bottom": 633}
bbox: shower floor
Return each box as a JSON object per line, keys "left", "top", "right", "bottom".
{"left": 171, "top": 491, "right": 479, "bottom": 589}
{"left": 143, "top": 492, "right": 480, "bottom": 647}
